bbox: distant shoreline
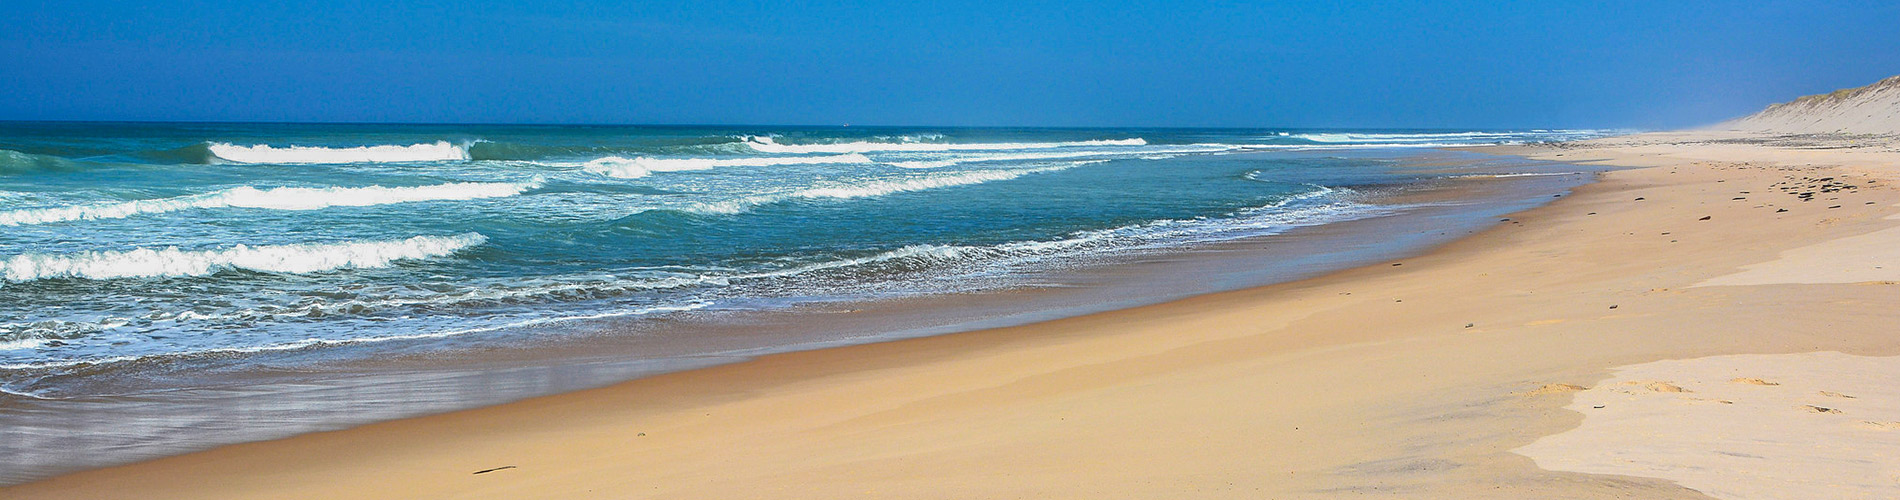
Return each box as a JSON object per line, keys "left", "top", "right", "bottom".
{"left": 0, "top": 147, "right": 1589, "bottom": 485}
{"left": 15, "top": 130, "right": 1900, "bottom": 499}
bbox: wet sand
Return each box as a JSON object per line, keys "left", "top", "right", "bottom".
{"left": 0, "top": 150, "right": 1585, "bottom": 485}
{"left": 10, "top": 131, "right": 1900, "bottom": 498}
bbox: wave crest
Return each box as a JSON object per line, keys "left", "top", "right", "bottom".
{"left": 683, "top": 164, "right": 1079, "bottom": 215}
{"left": 583, "top": 153, "right": 871, "bottom": 179}
{"left": 741, "top": 136, "right": 1146, "bottom": 154}
{"left": 0, "top": 149, "right": 85, "bottom": 175}
{"left": 885, "top": 145, "right": 1233, "bottom": 169}
{"left": 206, "top": 141, "right": 471, "bottom": 164}
{"left": 0, "top": 182, "right": 541, "bottom": 226}
{"left": 0, "top": 234, "right": 487, "bottom": 283}
{"left": 794, "top": 166, "right": 1065, "bottom": 200}
{"left": 1291, "top": 130, "right": 1612, "bottom": 145}
{"left": 739, "top": 187, "right": 1365, "bottom": 281}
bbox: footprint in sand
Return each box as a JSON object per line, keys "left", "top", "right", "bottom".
{"left": 1818, "top": 391, "right": 1856, "bottom": 399}
{"left": 1646, "top": 382, "right": 1688, "bottom": 393}
{"left": 1731, "top": 377, "right": 1779, "bottom": 386}
{"left": 1856, "top": 421, "right": 1900, "bottom": 431}
{"left": 1613, "top": 380, "right": 1691, "bottom": 394}
{"left": 1527, "top": 383, "right": 1586, "bottom": 396}
{"left": 1803, "top": 405, "right": 1843, "bottom": 414}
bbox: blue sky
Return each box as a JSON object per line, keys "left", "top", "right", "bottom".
{"left": 5, "top": 1, "right": 1897, "bottom": 128}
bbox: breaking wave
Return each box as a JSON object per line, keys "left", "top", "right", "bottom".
{"left": 738, "top": 186, "right": 1366, "bottom": 280}
{"left": 794, "top": 166, "right": 1069, "bottom": 200}
{"left": 1444, "top": 172, "right": 1588, "bottom": 179}
{"left": 1293, "top": 130, "right": 1610, "bottom": 145}
{"left": 1298, "top": 132, "right": 1524, "bottom": 143}
{"left": 684, "top": 164, "right": 1080, "bottom": 214}
{"left": 206, "top": 141, "right": 471, "bottom": 164}
{"left": 0, "top": 234, "right": 487, "bottom": 283}
{"left": 583, "top": 153, "right": 872, "bottom": 179}
{"left": 884, "top": 145, "right": 1235, "bottom": 169}
{"left": 742, "top": 136, "right": 1147, "bottom": 154}
{"left": 0, "top": 301, "right": 712, "bottom": 372}
{"left": 0, "top": 182, "right": 541, "bottom": 226}
{"left": 0, "top": 149, "right": 87, "bottom": 175}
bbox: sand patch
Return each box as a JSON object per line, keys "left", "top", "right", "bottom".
{"left": 1526, "top": 383, "right": 1587, "bottom": 396}
{"left": 1516, "top": 351, "right": 1900, "bottom": 500}
{"left": 1697, "top": 221, "right": 1900, "bottom": 287}
{"left": 1646, "top": 381, "right": 1688, "bottom": 393}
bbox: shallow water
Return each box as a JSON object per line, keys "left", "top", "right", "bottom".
{"left": 0, "top": 124, "right": 1608, "bottom": 483}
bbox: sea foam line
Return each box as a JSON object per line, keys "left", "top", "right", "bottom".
{"left": 794, "top": 165, "right": 1071, "bottom": 199}
{"left": 583, "top": 153, "right": 871, "bottom": 179}
{"left": 0, "top": 338, "right": 49, "bottom": 351}
{"left": 0, "top": 181, "right": 541, "bottom": 226}
{"left": 684, "top": 164, "right": 1080, "bottom": 215}
{"left": 884, "top": 145, "right": 1234, "bottom": 169}
{"left": 1293, "top": 130, "right": 1609, "bottom": 144}
{"left": 1445, "top": 172, "right": 1588, "bottom": 179}
{"left": 0, "top": 188, "right": 1362, "bottom": 371}
{"left": 742, "top": 136, "right": 1146, "bottom": 154}
{"left": 737, "top": 185, "right": 1366, "bottom": 281}
{"left": 207, "top": 141, "right": 470, "bottom": 164}
{"left": 138, "top": 273, "right": 733, "bottom": 324}
{"left": 0, "top": 233, "right": 487, "bottom": 283}
{"left": 1241, "top": 143, "right": 1474, "bottom": 151}
{"left": 0, "top": 301, "right": 712, "bottom": 374}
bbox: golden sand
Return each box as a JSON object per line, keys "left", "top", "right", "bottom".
{"left": 10, "top": 131, "right": 1900, "bottom": 499}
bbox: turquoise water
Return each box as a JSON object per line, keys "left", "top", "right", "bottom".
{"left": 0, "top": 124, "right": 1608, "bottom": 396}
{"left": 0, "top": 123, "right": 1614, "bottom": 483}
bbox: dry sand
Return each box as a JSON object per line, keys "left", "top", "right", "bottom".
{"left": 10, "top": 131, "right": 1900, "bottom": 499}
{"left": 1517, "top": 351, "right": 1900, "bottom": 500}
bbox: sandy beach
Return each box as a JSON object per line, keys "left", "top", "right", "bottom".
{"left": 5, "top": 127, "right": 1898, "bottom": 499}
{"left": 9, "top": 3, "right": 1899, "bottom": 498}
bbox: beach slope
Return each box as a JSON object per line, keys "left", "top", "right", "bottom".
{"left": 13, "top": 96, "right": 1900, "bottom": 498}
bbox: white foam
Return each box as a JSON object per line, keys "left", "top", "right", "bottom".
{"left": 154, "top": 274, "right": 731, "bottom": 323}
{"left": 0, "top": 338, "right": 49, "bottom": 351}
{"left": 795, "top": 166, "right": 1066, "bottom": 199}
{"left": 884, "top": 145, "right": 1231, "bottom": 169}
{"left": 735, "top": 244, "right": 987, "bottom": 280}
{"left": 423, "top": 301, "right": 712, "bottom": 338}
{"left": 1242, "top": 143, "right": 1472, "bottom": 151}
{"left": 736, "top": 186, "right": 1371, "bottom": 281}
{"left": 583, "top": 153, "right": 871, "bottom": 179}
{"left": 742, "top": 135, "right": 1147, "bottom": 154}
{"left": 1293, "top": 130, "right": 1609, "bottom": 145}
{"left": 1446, "top": 172, "right": 1587, "bottom": 179}
{"left": 885, "top": 159, "right": 964, "bottom": 169}
{"left": 683, "top": 164, "right": 1079, "bottom": 215}
{"left": 1297, "top": 132, "right": 1518, "bottom": 143}
{"left": 207, "top": 141, "right": 471, "bottom": 164}
{"left": 0, "top": 182, "right": 541, "bottom": 226}
{"left": 0, "top": 233, "right": 487, "bottom": 283}
{"left": 0, "top": 384, "right": 55, "bottom": 399}
{"left": 0, "top": 301, "right": 711, "bottom": 371}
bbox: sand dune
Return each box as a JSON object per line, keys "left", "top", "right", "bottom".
{"left": 1721, "top": 75, "right": 1900, "bottom": 135}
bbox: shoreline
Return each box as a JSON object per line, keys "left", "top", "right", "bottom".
{"left": 12, "top": 130, "right": 1900, "bottom": 498}
{"left": 0, "top": 149, "right": 1589, "bottom": 485}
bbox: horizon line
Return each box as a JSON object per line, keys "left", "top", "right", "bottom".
{"left": 0, "top": 119, "right": 1625, "bottom": 132}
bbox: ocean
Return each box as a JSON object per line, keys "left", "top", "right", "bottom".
{"left": 0, "top": 123, "right": 1609, "bottom": 482}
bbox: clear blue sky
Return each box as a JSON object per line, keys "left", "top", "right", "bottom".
{"left": 5, "top": 1, "right": 1897, "bottom": 128}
